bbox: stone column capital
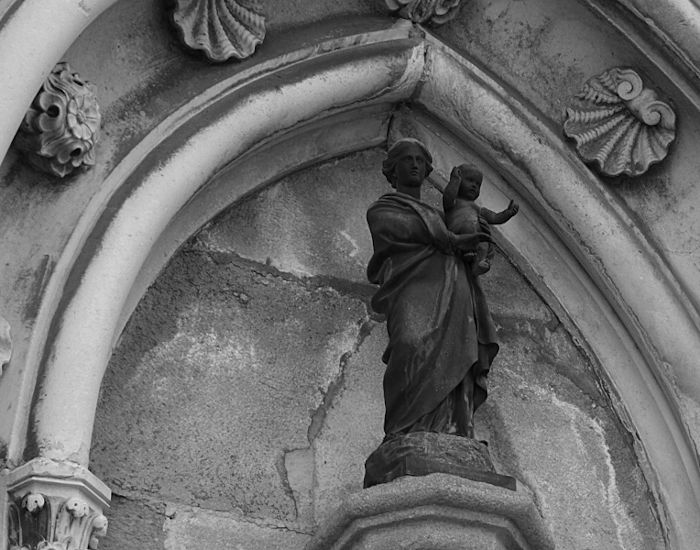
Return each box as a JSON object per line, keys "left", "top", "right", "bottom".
{"left": 4, "top": 458, "right": 111, "bottom": 550}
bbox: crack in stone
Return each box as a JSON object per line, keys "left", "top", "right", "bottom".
{"left": 307, "top": 316, "right": 377, "bottom": 445}
{"left": 163, "top": 501, "right": 313, "bottom": 536}
{"left": 224, "top": 510, "right": 312, "bottom": 535}
{"left": 108, "top": 488, "right": 169, "bottom": 516}
{"left": 276, "top": 449, "right": 299, "bottom": 519}
{"left": 201, "top": 248, "right": 377, "bottom": 303}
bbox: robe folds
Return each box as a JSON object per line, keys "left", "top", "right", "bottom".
{"left": 366, "top": 192, "right": 499, "bottom": 436}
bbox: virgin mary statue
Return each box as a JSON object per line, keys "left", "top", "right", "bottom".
{"left": 366, "top": 138, "right": 499, "bottom": 442}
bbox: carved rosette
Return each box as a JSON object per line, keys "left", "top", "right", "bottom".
{"left": 170, "top": 0, "right": 266, "bottom": 62}
{"left": 0, "top": 314, "right": 10, "bottom": 376}
{"left": 380, "top": 0, "right": 463, "bottom": 26}
{"left": 12, "top": 62, "right": 100, "bottom": 178}
{"left": 564, "top": 67, "right": 676, "bottom": 177}
{"left": 8, "top": 495, "right": 108, "bottom": 550}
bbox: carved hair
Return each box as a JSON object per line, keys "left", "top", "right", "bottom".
{"left": 382, "top": 138, "right": 434, "bottom": 187}
{"left": 452, "top": 163, "right": 483, "bottom": 184}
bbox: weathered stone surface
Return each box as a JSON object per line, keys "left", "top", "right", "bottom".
{"left": 364, "top": 432, "right": 516, "bottom": 490}
{"left": 434, "top": 0, "right": 700, "bottom": 323}
{"left": 308, "top": 473, "right": 554, "bottom": 550}
{"left": 476, "top": 280, "right": 666, "bottom": 549}
{"left": 92, "top": 156, "right": 665, "bottom": 549}
{"left": 0, "top": 313, "right": 10, "bottom": 376}
{"left": 434, "top": 0, "right": 637, "bottom": 127}
{"left": 163, "top": 503, "right": 311, "bottom": 549}
{"left": 195, "top": 149, "right": 381, "bottom": 282}
{"left": 98, "top": 494, "right": 166, "bottom": 550}
{"left": 1, "top": 1, "right": 698, "bottom": 547}
{"left": 312, "top": 324, "right": 386, "bottom": 528}
{"left": 91, "top": 250, "right": 369, "bottom": 523}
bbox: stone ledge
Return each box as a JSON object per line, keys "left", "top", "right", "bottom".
{"left": 308, "top": 473, "right": 554, "bottom": 550}
{"left": 4, "top": 457, "right": 111, "bottom": 510}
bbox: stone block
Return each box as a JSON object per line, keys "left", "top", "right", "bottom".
{"left": 363, "top": 432, "right": 516, "bottom": 491}
{"left": 163, "top": 503, "right": 311, "bottom": 549}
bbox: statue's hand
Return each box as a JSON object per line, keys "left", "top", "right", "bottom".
{"left": 506, "top": 199, "right": 519, "bottom": 217}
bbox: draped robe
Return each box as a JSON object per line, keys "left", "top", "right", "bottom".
{"left": 366, "top": 192, "right": 499, "bottom": 436}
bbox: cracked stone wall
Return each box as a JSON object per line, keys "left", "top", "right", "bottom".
{"left": 90, "top": 148, "right": 665, "bottom": 549}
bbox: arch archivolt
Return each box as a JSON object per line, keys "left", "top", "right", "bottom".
{"left": 4, "top": 15, "right": 700, "bottom": 550}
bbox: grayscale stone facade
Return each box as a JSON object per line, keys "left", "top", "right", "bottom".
{"left": 2, "top": 1, "right": 700, "bottom": 549}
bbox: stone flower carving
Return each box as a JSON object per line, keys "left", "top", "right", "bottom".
{"left": 64, "top": 498, "right": 89, "bottom": 519}
{"left": 0, "top": 315, "right": 10, "bottom": 376}
{"left": 22, "top": 494, "right": 45, "bottom": 512}
{"left": 564, "top": 67, "right": 676, "bottom": 177}
{"left": 170, "top": 0, "right": 266, "bottom": 62}
{"left": 380, "top": 0, "right": 463, "bottom": 26}
{"left": 13, "top": 62, "right": 100, "bottom": 178}
{"left": 9, "top": 495, "right": 108, "bottom": 550}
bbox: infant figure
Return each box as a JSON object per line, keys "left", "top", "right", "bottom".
{"left": 443, "top": 164, "right": 519, "bottom": 276}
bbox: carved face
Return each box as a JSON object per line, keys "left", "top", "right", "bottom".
{"left": 393, "top": 143, "right": 428, "bottom": 188}
{"left": 460, "top": 172, "right": 481, "bottom": 200}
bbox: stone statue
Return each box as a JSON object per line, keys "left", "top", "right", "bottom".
{"left": 364, "top": 138, "right": 518, "bottom": 488}
{"left": 443, "top": 163, "right": 519, "bottom": 276}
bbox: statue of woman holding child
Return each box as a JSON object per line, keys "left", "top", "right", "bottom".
{"left": 364, "top": 138, "right": 518, "bottom": 487}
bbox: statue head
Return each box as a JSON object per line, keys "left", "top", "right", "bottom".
{"left": 382, "top": 138, "right": 434, "bottom": 188}
{"left": 451, "top": 163, "right": 483, "bottom": 200}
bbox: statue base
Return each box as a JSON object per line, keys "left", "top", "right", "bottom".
{"left": 307, "top": 473, "right": 555, "bottom": 550}
{"left": 364, "top": 431, "right": 516, "bottom": 490}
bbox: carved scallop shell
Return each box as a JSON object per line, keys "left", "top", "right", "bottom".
{"left": 563, "top": 68, "right": 676, "bottom": 177}
{"left": 381, "top": 0, "right": 463, "bottom": 26}
{"left": 171, "top": 0, "right": 266, "bottom": 62}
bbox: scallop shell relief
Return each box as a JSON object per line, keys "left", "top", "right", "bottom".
{"left": 170, "top": 0, "right": 266, "bottom": 62}
{"left": 381, "top": 0, "right": 463, "bottom": 26}
{"left": 564, "top": 67, "right": 676, "bottom": 177}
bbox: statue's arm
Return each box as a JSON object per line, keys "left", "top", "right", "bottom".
{"left": 480, "top": 200, "right": 519, "bottom": 225}
{"left": 442, "top": 170, "right": 460, "bottom": 212}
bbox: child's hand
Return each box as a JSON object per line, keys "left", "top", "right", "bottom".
{"left": 507, "top": 199, "right": 519, "bottom": 217}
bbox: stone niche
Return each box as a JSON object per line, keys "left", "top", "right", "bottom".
{"left": 90, "top": 147, "right": 665, "bottom": 549}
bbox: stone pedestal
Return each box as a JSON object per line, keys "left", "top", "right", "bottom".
{"left": 364, "top": 432, "right": 516, "bottom": 490}
{"left": 308, "top": 473, "right": 554, "bottom": 550}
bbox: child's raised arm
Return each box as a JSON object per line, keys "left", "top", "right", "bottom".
{"left": 442, "top": 166, "right": 461, "bottom": 212}
{"left": 480, "top": 200, "right": 519, "bottom": 224}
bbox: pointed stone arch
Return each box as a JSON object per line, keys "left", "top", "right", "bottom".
{"left": 4, "top": 15, "right": 700, "bottom": 549}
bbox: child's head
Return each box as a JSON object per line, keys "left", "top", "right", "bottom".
{"left": 451, "top": 164, "right": 483, "bottom": 199}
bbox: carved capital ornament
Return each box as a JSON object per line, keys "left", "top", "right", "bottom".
{"left": 13, "top": 63, "right": 101, "bottom": 178}
{"left": 380, "top": 0, "right": 463, "bottom": 26}
{"left": 5, "top": 460, "right": 111, "bottom": 550}
{"left": 170, "top": 0, "right": 266, "bottom": 62}
{"left": 8, "top": 495, "right": 107, "bottom": 550}
{"left": 563, "top": 67, "right": 676, "bottom": 177}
